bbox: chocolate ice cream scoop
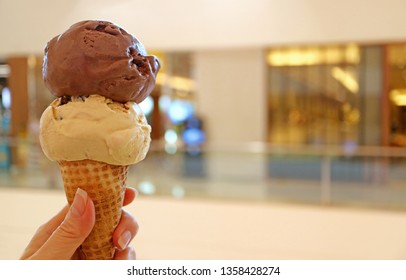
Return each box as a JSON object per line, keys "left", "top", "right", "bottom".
{"left": 43, "top": 20, "right": 160, "bottom": 103}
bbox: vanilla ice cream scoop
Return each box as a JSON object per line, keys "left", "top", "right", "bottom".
{"left": 39, "top": 95, "right": 151, "bottom": 166}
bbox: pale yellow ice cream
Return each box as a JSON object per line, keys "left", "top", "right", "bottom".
{"left": 39, "top": 94, "right": 151, "bottom": 166}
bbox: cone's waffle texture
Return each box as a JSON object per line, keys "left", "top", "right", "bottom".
{"left": 59, "top": 159, "right": 128, "bottom": 260}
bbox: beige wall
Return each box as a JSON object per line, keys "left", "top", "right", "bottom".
{"left": 194, "top": 49, "right": 267, "bottom": 145}
{"left": 1, "top": 0, "right": 406, "bottom": 56}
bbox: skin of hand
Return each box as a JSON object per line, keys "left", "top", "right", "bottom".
{"left": 21, "top": 187, "right": 139, "bottom": 260}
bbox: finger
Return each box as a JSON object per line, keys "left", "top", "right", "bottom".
{"left": 70, "top": 249, "right": 80, "bottom": 260}
{"left": 30, "top": 188, "right": 95, "bottom": 259}
{"left": 123, "top": 187, "right": 137, "bottom": 207}
{"left": 24, "top": 187, "right": 136, "bottom": 260}
{"left": 21, "top": 205, "right": 69, "bottom": 259}
{"left": 112, "top": 209, "right": 139, "bottom": 251}
{"left": 114, "top": 246, "right": 136, "bottom": 260}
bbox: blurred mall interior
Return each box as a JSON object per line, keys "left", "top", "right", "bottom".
{"left": 1, "top": 0, "right": 406, "bottom": 260}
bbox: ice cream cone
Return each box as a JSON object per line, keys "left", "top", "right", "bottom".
{"left": 39, "top": 20, "right": 159, "bottom": 260}
{"left": 59, "top": 159, "right": 128, "bottom": 260}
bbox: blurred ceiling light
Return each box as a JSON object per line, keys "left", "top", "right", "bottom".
{"left": 168, "top": 99, "right": 194, "bottom": 124}
{"left": 138, "top": 181, "right": 156, "bottom": 195}
{"left": 159, "top": 95, "right": 171, "bottom": 112}
{"left": 267, "top": 45, "right": 359, "bottom": 66}
{"left": 345, "top": 44, "right": 361, "bottom": 64}
{"left": 156, "top": 73, "right": 195, "bottom": 92}
{"left": 165, "top": 143, "right": 177, "bottom": 154}
{"left": 267, "top": 48, "right": 323, "bottom": 66}
{"left": 269, "top": 48, "right": 330, "bottom": 66}
{"left": 390, "top": 89, "right": 406, "bottom": 106}
{"left": 182, "top": 128, "right": 205, "bottom": 145}
{"left": 1, "top": 87, "right": 11, "bottom": 109}
{"left": 0, "top": 64, "right": 10, "bottom": 77}
{"left": 331, "top": 67, "right": 359, "bottom": 94}
{"left": 172, "top": 186, "right": 185, "bottom": 199}
{"left": 164, "top": 129, "right": 178, "bottom": 144}
{"left": 326, "top": 47, "right": 342, "bottom": 64}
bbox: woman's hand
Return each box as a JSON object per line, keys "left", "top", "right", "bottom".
{"left": 21, "top": 187, "right": 139, "bottom": 260}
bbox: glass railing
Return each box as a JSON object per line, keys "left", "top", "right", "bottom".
{"left": 1, "top": 137, "right": 406, "bottom": 211}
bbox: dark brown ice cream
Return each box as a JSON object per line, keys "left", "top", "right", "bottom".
{"left": 43, "top": 20, "right": 160, "bottom": 103}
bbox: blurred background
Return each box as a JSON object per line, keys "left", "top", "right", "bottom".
{"left": 1, "top": 0, "right": 406, "bottom": 260}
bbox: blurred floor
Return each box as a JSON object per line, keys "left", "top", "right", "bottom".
{"left": 1, "top": 187, "right": 406, "bottom": 260}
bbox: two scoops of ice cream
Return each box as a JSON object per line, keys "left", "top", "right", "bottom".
{"left": 39, "top": 20, "right": 160, "bottom": 259}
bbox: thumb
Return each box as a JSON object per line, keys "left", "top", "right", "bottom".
{"left": 32, "top": 188, "right": 95, "bottom": 259}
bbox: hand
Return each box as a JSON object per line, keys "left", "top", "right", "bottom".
{"left": 21, "top": 187, "right": 139, "bottom": 260}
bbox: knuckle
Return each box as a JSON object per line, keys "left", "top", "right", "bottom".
{"left": 57, "top": 220, "right": 84, "bottom": 240}
{"left": 121, "top": 209, "right": 139, "bottom": 234}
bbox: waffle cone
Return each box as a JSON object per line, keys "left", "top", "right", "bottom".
{"left": 59, "top": 159, "right": 128, "bottom": 260}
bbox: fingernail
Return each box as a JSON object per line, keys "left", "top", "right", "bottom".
{"left": 70, "top": 188, "right": 87, "bottom": 217}
{"left": 117, "top": 231, "right": 132, "bottom": 250}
